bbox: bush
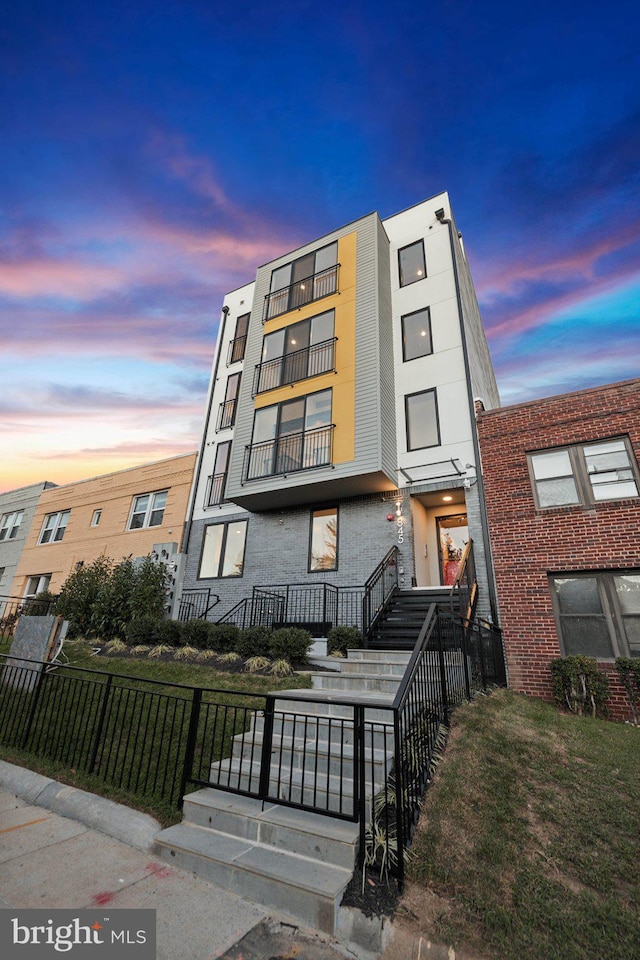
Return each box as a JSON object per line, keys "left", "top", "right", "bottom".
{"left": 208, "top": 623, "right": 240, "bottom": 653}
{"left": 235, "top": 625, "right": 272, "bottom": 659}
{"left": 55, "top": 557, "right": 113, "bottom": 638}
{"left": 616, "top": 657, "right": 640, "bottom": 725}
{"left": 154, "top": 618, "right": 183, "bottom": 647}
{"left": 327, "top": 625, "right": 362, "bottom": 655}
{"left": 125, "top": 616, "right": 160, "bottom": 646}
{"left": 24, "top": 590, "right": 58, "bottom": 616}
{"left": 269, "top": 627, "right": 311, "bottom": 665}
{"left": 130, "top": 556, "right": 170, "bottom": 621}
{"left": 180, "top": 619, "right": 213, "bottom": 650}
{"left": 550, "top": 656, "right": 610, "bottom": 718}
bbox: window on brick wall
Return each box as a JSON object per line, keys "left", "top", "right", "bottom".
{"left": 529, "top": 437, "right": 639, "bottom": 508}
{"left": 198, "top": 520, "right": 248, "bottom": 578}
{"left": 550, "top": 571, "right": 640, "bottom": 659}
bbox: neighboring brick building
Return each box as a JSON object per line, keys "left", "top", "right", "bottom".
{"left": 477, "top": 378, "right": 640, "bottom": 720}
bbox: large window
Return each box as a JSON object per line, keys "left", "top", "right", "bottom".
{"left": 0, "top": 510, "right": 24, "bottom": 541}
{"left": 39, "top": 510, "right": 70, "bottom": 544}
{"left": 228, "top": 313, "right": 249, "bottom": 364}
{"left": 402, "top": 307, "right": 433, "bottom": 362}
{"left": 25, "top": 574, "right": 51, "bottom": 599}
{"left": 529, "top": 438, "right": 639, "bottom": 508}
{"left": 398, "top": 240, "right": 426, "bottom": 287}
{"left": 405, "top": 389, "right": 440, "bottom": 451}
{"left": 256, "top": 310, "right": 335, "bottom": 393}
{"left": 199, "top": 520, "right": 248, "bottom": 578}
{"left": 551, "top": 571, "right": 640, "bottom": 659}
{"left": 246, "top": 389, "right": 333, "bottom": 480}
{"left": 265, "top": 242, "right": 338, "bottom": 320}
{"left": 127, "top": 491, "right": 167, "bottom": 530}
{"left": 309, "top": 507, "right": 338, "bottom": 572}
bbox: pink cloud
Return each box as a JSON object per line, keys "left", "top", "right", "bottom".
{"left": 0, "top": 258, "right": 126, "bottom": 299}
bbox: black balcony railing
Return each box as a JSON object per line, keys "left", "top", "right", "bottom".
{"left": 242, "top": 424, "right": 334, "bottom": 482}
{"left": 253, "top": 337, "right": 337, "bottom": 395}
{"left": 227, "top": 335, "right": 247, "bottom": 365}
{"left": 204, "top": 473, "right": 227, "bottom": 506}
{"left": 216, "top": 399, "right": 237, "bottom": 431}
{"left": 263, "top": 263, "right": 339, "bottom": 322}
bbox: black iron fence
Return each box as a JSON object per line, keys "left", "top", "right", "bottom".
{"left": 217, "top": 583, "right": 365, "bottom": 632}
{"left": 1, "top": 595, "right": 55, "bottom": 634}
{"left": 362, "top": 546, "right": 399, "bottom": 640}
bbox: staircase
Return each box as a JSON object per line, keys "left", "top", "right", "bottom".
{"left": 155, "top": 647, "right": 412, "bottom": 935}
{"left": 368, "top": 588, "right": 456, "bottom": 650}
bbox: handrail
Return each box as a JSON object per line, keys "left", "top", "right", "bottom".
{"left": 450, "top": 538, "right": 477, "bottom": 619}
{"left": 362, "top": 545, "right": 399, "bottom": 642}
{"left": 253, "top": 337, "right": 337, "bottom": 395}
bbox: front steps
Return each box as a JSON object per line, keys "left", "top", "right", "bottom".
{"left": 369, "top": 589, "right": 454, "bottom": 649}
{"left": 155, "top": 647, "right": 418, "bottom": 935}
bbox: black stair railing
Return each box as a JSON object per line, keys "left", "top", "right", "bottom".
{"left": 362, "top": 546, "right": 399, "bottom": 644}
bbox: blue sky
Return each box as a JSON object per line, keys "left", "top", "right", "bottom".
{"left": 1, "top": 0, "right": 639, "bottom": 490}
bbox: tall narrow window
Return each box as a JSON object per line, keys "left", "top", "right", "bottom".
{"left": 207, "top": 441, "right": 231, "bottom": 505}
{"left": 309, "top": 507, "right": 338, "bottom": 572}
{"left": 217, "top": 372, "right": 241, "bottom": 430}
{"left": 398, "top": 240, "right": 426, "bottom": 286}
{"left": 405, "top": 389, "right": 440, "bottom": 451}
{"left": 402, "top": 307, "right": 433, "bottom": 361}
{"left": 228, "top": 313, "right": 249, "bottom": 364}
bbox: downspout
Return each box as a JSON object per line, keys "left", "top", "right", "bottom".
{"left": 435, "top": 209, "right": 499, "bottom": 624}
{"left": 181, "top": 305, "right": 231, "bottom": 556}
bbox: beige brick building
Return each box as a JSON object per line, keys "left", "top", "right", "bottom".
{"left": 11, "top": 453, "right": 196, "bottom": 599}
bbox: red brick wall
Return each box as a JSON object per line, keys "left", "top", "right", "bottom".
{"left": 477, "top": 378, "right": 640, "bottom": 722}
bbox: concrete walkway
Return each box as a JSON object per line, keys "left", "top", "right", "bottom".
{"left": 0, "top": 761, "right": 363, "bottom": 959}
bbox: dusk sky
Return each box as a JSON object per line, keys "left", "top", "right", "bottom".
{"left": 2, "top": 0, "right": 639, "bottom": 493}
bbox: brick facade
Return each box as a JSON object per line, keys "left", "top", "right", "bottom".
{"left": 477, "top": 378, "right": 640, "bottom": 722}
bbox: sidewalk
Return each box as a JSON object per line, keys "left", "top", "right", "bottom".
{"left": 0, "top": 761, "right": 359, "bottom": 960}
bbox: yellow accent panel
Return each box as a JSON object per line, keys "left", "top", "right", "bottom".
{"left": 11, "top": 454, "right": 197, "bottom": 595}
{"left": 255, "top": 233, "right": 356, "bottom": 464}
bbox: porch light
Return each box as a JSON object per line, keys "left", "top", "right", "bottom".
{"left": 442, "top": 495, "right": 453, "bottom": 502}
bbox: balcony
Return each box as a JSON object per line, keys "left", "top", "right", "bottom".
{"left": 227, "top": 335, "right": 247, "bottom": 365}
{"left": 205, "top": 473, "right": 227, "bottom": 506}
{"left": 252, "top": 337, "right": 337, "bottom": 395}
{"left": 243, "top": 424, "right": 335, "bottom": 482}
{"left": 216, "top": 399, "right": 237, "bottom": 431}
{"left": 263, "top": 263, "right": 339, "bottom": 322}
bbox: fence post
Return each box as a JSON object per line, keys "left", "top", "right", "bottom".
{"left": 178, "top": 688, "right": 202, "bottom": 810}
{"left": 354, "top": 705, "right": 367, "bottom": 872}
{"left": 436, "top": 617, "right": 450, "bottom": 725}
{"left": 393, "top": 710, "right": 406, "bottom": 890}
{"left": 88, "top": 674, "right": 114, "bottom": 774}
{"left": 478, "top": 623, "right": 488, "bottom": 689}
{"left": 258, "top": 696, "right": 275, "bottom": 800}
{"left": 460, "top": 619, "right": 472, "bottom": 701}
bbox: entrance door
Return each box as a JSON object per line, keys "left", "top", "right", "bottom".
{"left": 437, "top": 514, "right": 468, "bottom": 586}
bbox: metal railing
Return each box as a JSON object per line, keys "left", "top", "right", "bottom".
{"left": 217, "top": 585, "right": 365, "bottom": 632}
{"left": 451, "top": 539, "right": 477, "bottom": 620}
{"left": 362, "top": 546, "right": 399, "bottom": 641}
{"left": 227, "top": 335, "right": 247, "bottom": 365}
{"left": 1, "top": 595, "right": 55, "bottom": 634}
{"left": 242, "top": 424, "right": 334, "bottom": 482}
{"left": 177, "top": 589, "right": 219, "bottom": 622}
{"left": 216, "top": 399, "right": 237, "bottom": 432}
{"left": 253, "top": 338, "right": 337, "bottom": 394}
{"left": 263, "top": 263, "right": 339, "bottom": 321}
{"left": 204, "top": 472, "right": 227, "bottom": 507}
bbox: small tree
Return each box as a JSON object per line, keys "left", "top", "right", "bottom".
{"left": 615, "top": 658, "right": 640, "bottom": 725}
{"left": 550, "top": 656, "right": 610, "bottom": 718}
{"left": 55, "top": 557, "right": 113, "bottom": 638}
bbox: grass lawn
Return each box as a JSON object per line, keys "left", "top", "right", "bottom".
{"left": 402, "top": 688, "right": 640, "bottom": 960}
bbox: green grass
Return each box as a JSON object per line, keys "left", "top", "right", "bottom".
{"left": 0, "top": 639, "right": 311, "bottom": 824}
{"left": 405, "top": 689, "right": 640, "bottom": 960}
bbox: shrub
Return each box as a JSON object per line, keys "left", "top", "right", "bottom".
{"left": 208, "top": 623, "right": 240, "bottom": 653}
{"left": 245, "top": 656, "right": 271, "bottom": 673}
{"left": 270, "top": 658, "right": 294, "bottom": 677}
{"left": 269, "top": 627, "right": 311, "bottom": 665}
{"left": 147, "top": 645, "right": 174, "bottom": 659}
{"left": 174, "top": 646, "right": 200, "bottom": 660}
{"left": 235, "top": 625, "right": 272, "bottom": 659}
{"left": 327, "top": 625, "right": 362, "bottom": 656}
{"left": 24, "top": 590, "right": 58, "bottom": 616}
{"left": 55, "top": 557, "right": 113, "bottom": 638}
{"left": 615, "top": 657, "right": 640, "bottom": 725}
{"left": 125, "top": 616, "right": 160, "bottom": 646}
{"left": 130, "top": 556, "right": 169, "bottom": 621}
{"left": 104, "top": 639, "right": 128, "bottom": 655}
{"left": 154, "top": 618, "right": 183, "bottom": 647}
{"left": 180, "top": 619, "right": 213, "bottom": 650}
{"left": 550, "top": 656, "right": 610, "bottom": 718}
{"left": 130, "top": 645, "right": 152, "bottom": 656}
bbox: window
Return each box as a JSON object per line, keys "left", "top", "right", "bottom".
{"left": 228, "top": 313, "right": 249, "bottom": 364}
{"left": 25, "top": 574, "right": 51, "bottom": 599}
{"left": 0, "top": 567, "right": 5, "bottom": 585}
{"left": 398, "top": 240, "right": 426, "bottom": 287}
{"left": 127, "top": 491, "right": 167, "bottom": 530}
{"left": 206, "top": 441, "right": 231, "bottom": 506}
{"left": 265, "top": 242, "right": 338, "bottom": 319}
{"left": 0, "top": 510, "right": 24, "bottom": 541}
{"left": 402, "top": 307, "right": 433, "bottom": 361}
{"left": 39, "top": 510, "right": 70, "bottom": 544}
{"left": 246, "top": 389, "right": 333, "bottom": 480}
{"left": 529, "top": 438, "right": 639, "bottom": 508}
{"left": 91, "top": 509, "right": 102, "bottom": 527}
{"left": 216, "top": 372, "right": 241, "bottom": 430}
{"left": 309, "top": 507, "right": 338, "bottom": 572}
{"left": 551, "top": 571, "right": 640, "bottom": 659}
{"left": 199, "top": 520, "right": 248, "bottom": 578}
{"left": 256, "top": 310, "right": 335, "bottom": 393}
{"left": 405, "top": 389, "right": 440, "bottom": 451}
